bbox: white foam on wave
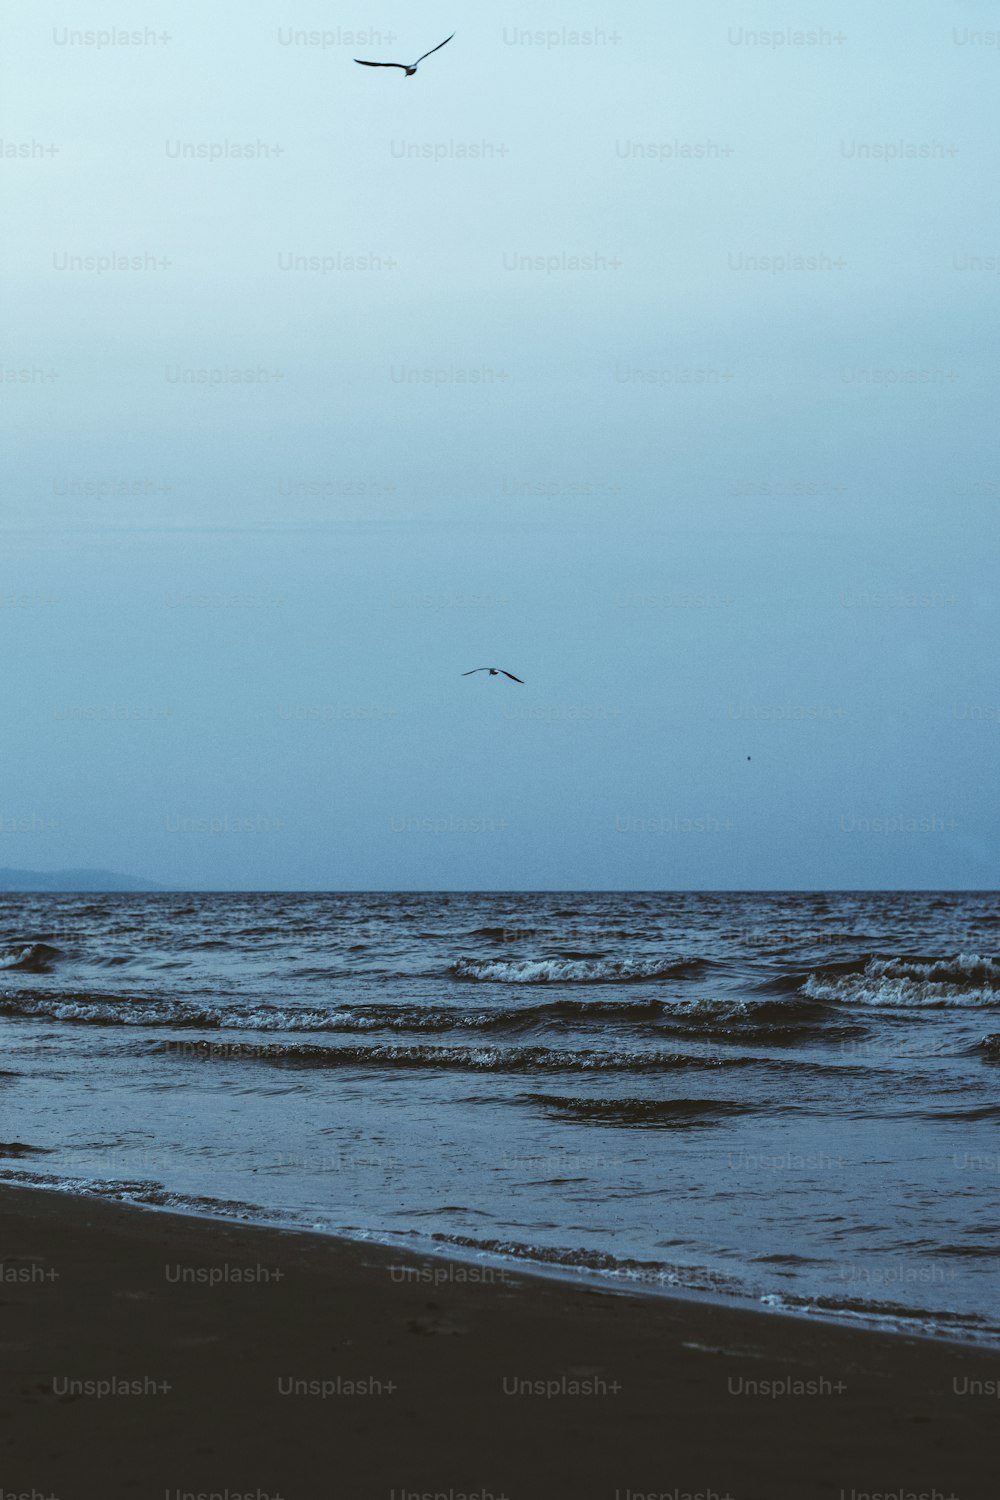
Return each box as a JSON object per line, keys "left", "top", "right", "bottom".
{"left": 0, "top": 942, "right": 60, "bottom": 972}
{"left": 155, "top": 1037, "right": 746, "bottom": 1073}
{"left": 0, "top": 993, "right": 385, "bottom": 1031}
{"left": 450, "top": 955, "right": 696, "bottom": 984}
{"left": 869, "top": 953, "right": 1000, "bottom": 984}
{"left": 803, "top": 953, "right": 1000, "bottom": 1008}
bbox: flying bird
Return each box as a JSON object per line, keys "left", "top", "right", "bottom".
{"left": 462, "top": 668, "right": 524, "bottom": 683}
{"left": 354, "top": 33, "right": 455, "bottom": 77}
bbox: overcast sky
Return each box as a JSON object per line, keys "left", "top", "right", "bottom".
{"left": 2, "top": 1, "right": 997, "bottom": 889}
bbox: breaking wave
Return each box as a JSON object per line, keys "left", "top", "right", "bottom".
{"left": 801, "top": 953, "right": 1000, "bottom": 1008}
{"left": 0, "top": 942, "right": 62, "bottom": 973}
{"left": 0, "top": 990, "right": 683, "bottom": 1033}
{"left": 0, "top": 988, "right": 804, "bottom": 1037}
{"left": 450, "top": 955, "right": 707, "bottom": 984}
{"left": 150, "top": 1038, "right": 760, "bottom": 1074}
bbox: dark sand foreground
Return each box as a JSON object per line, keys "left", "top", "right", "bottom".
{"left": 1, "top": 1184, "right": 998, "bottom": 1500}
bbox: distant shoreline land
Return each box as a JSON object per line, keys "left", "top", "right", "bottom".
{"left": 0, "top": 868, "right": 164, "bottom": 892}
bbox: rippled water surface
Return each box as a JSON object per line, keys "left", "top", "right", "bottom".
{"left": 2, "top": 890, "right": 998, "bottom": 1343}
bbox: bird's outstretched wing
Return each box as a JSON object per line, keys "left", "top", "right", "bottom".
{"left": 500, "top": 671, "right": 524, "bottom": 683}
{"left": 354, "top": 58, "right": 408, "bottom": 69}
{"left": 462, "top": 668, "right": 489, "bottom": 676}
{"left": 414, "top": 33, "right": 455, "bottom": 65}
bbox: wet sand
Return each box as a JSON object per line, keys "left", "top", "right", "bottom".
{"left": 1, "top": 1183, "right": 998, "bottom": 1500}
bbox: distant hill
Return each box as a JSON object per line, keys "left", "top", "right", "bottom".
{"left": 0, "top": 868, "right": 164, "bottom": 893}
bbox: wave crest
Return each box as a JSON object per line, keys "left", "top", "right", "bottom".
{"left": 152, "top": 1038, "right": 753, "bottom": 1074}
{"left": 802, "top": 953, "right": 1000, "bottom": 1008}
{"left": 0, "top": 942, "right": 62, "bottom": 973}
{"left": 450, "top": 955, "right": 705, "bottom": 984}
{"left": 522, "top": 1093, "right": 763, "bottom": 1126}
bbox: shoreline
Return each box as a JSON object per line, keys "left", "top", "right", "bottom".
{"left": 2, "top": 1183, "right": 998, "bottom": 1499}
{"left": 5, "top": 1170, "right": 993, "bottom": 1351}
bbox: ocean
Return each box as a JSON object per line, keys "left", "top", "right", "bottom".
{"left": 2, "top": 889, "right": 998, "bottom": 1344}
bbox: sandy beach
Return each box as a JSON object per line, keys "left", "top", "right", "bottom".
{"left": 2, "top": 1183, "right": 998, "bottom": 1500}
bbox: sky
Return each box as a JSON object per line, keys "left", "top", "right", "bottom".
{"left": 2, "top": 0, "right": 998, "bottom": 889}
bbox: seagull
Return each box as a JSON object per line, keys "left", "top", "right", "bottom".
{"left": 462, "top": 668, "right": 524, "bottom": 683}
{"left": 354, "top": 33, "right": 455, "bottom": 77}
